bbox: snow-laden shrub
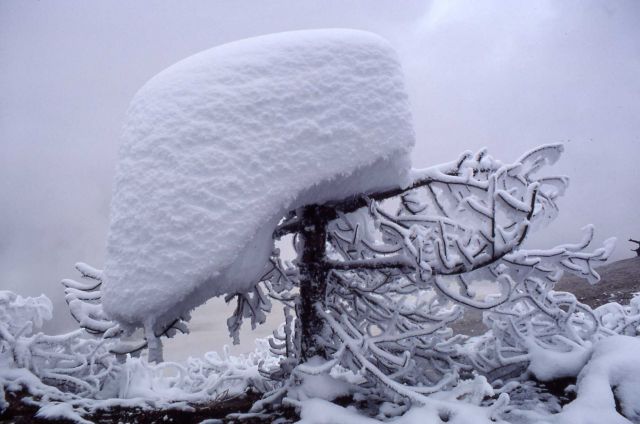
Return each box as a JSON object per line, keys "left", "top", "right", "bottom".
{"left": 221, "top": 145, "right": 614, "bottom": 416}
{"left": 2, "top": 146, "right": 638, "bottom": 423}
{"left": 0, "top": 290, "right": 117, "bottom": 396}
{"left": 0, "top": 290, "right": 277, "bottom": 419}
{"left": 595, "top": 294, "right": 640, "bottom": 336}
{"left": 46, "top": 145, "right": 622, "bottom": 421}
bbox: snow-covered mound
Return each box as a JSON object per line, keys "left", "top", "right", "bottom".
{"left": 102, "top": 29, "right": 415, "bottom": 331}
{"left": 555, "top": 335, "right": 640, "bottom": 424}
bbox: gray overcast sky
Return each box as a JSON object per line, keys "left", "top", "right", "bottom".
{"left": 1, "top": 1, "right": 639, "bottom": 340}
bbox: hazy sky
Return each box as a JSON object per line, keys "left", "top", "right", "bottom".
{"left": 1, "top": 1, "right": 639, "bottom": 344}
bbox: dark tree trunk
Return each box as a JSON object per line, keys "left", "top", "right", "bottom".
{"left": 630, "top": 239, "right": 640, "bottom": 257}
{"left": 297, "top": 205, "right": 332, "bottom": 361}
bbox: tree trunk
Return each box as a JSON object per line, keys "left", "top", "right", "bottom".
{"left": 297, "top": 205, "right": 332, "bottom": 361}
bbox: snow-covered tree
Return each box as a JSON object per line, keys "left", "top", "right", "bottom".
{"left": 228, "top": 143, "right": 614, "bottom": 403}
{"left": 14, "top": 29, "right": 632, "bottom": 422}
{"left": 58, "top": 141, "right": 616, "bottom": 419}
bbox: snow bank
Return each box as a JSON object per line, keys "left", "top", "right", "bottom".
{"left": 553, "top": 335, "right": 640, "bottom": 424}
{"left": 526, "top": 339, "right": 593, "bottom": 381}
{"left": 297, "top": 375, "right": 509, "bottom": 424}
{"left": 36, "top": 402, "right": 92, "bottom": 424}
{"left": 102, "top": 29, "right": 415, "bottom": 332}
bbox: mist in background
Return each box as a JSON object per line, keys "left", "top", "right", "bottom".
{"left": 1, "top": 1, "right": 638, "bottom": 356}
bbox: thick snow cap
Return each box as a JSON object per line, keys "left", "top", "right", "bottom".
{"left": 102, "top": 29, "right": 415, "bottom": 331}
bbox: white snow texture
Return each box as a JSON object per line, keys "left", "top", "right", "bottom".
{"left": 102, "top": 29, "right": 415, "bottom": 331}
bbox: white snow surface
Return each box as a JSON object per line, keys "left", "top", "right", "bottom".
{"left": 552, "top": 335, "right": 640, "bottom": 424}
{"left": 102, "top": 29, "right": 415, "bottom": 330}
{"left": 526, "top": 339, "right": 593, "bottom": 382}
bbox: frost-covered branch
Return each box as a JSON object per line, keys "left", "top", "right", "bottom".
{"left": 0, "top": 291, "right": 117, "bottom": 397}
{"left": 250, "top": 145, "right": 616, "bottom": 406}
{"left": 62, "top": 262, "right": 189, "bottom": 363}
{"left": 466, "top": 229, "right": 615, "bottom": 376}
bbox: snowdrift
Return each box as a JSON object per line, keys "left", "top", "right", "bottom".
{"left": 102, "top": 29, "right": 415, "bottom": 331}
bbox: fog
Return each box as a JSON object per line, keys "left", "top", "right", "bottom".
{"left": 1, "top": 1, "right": 638, "bottom": 352}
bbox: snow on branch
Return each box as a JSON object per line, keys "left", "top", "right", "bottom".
{"left": 62, "top": 263, "right": 190, "bottom": 363}
{"left": 0, "top": 291, "right": 116, "bottom": 397}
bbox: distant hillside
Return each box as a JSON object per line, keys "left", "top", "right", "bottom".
{"left": 452, "top": 256, "right": 640, "bottom": 336}
{"left": 555, "top": 255, "right": 640, "bottom": 307}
